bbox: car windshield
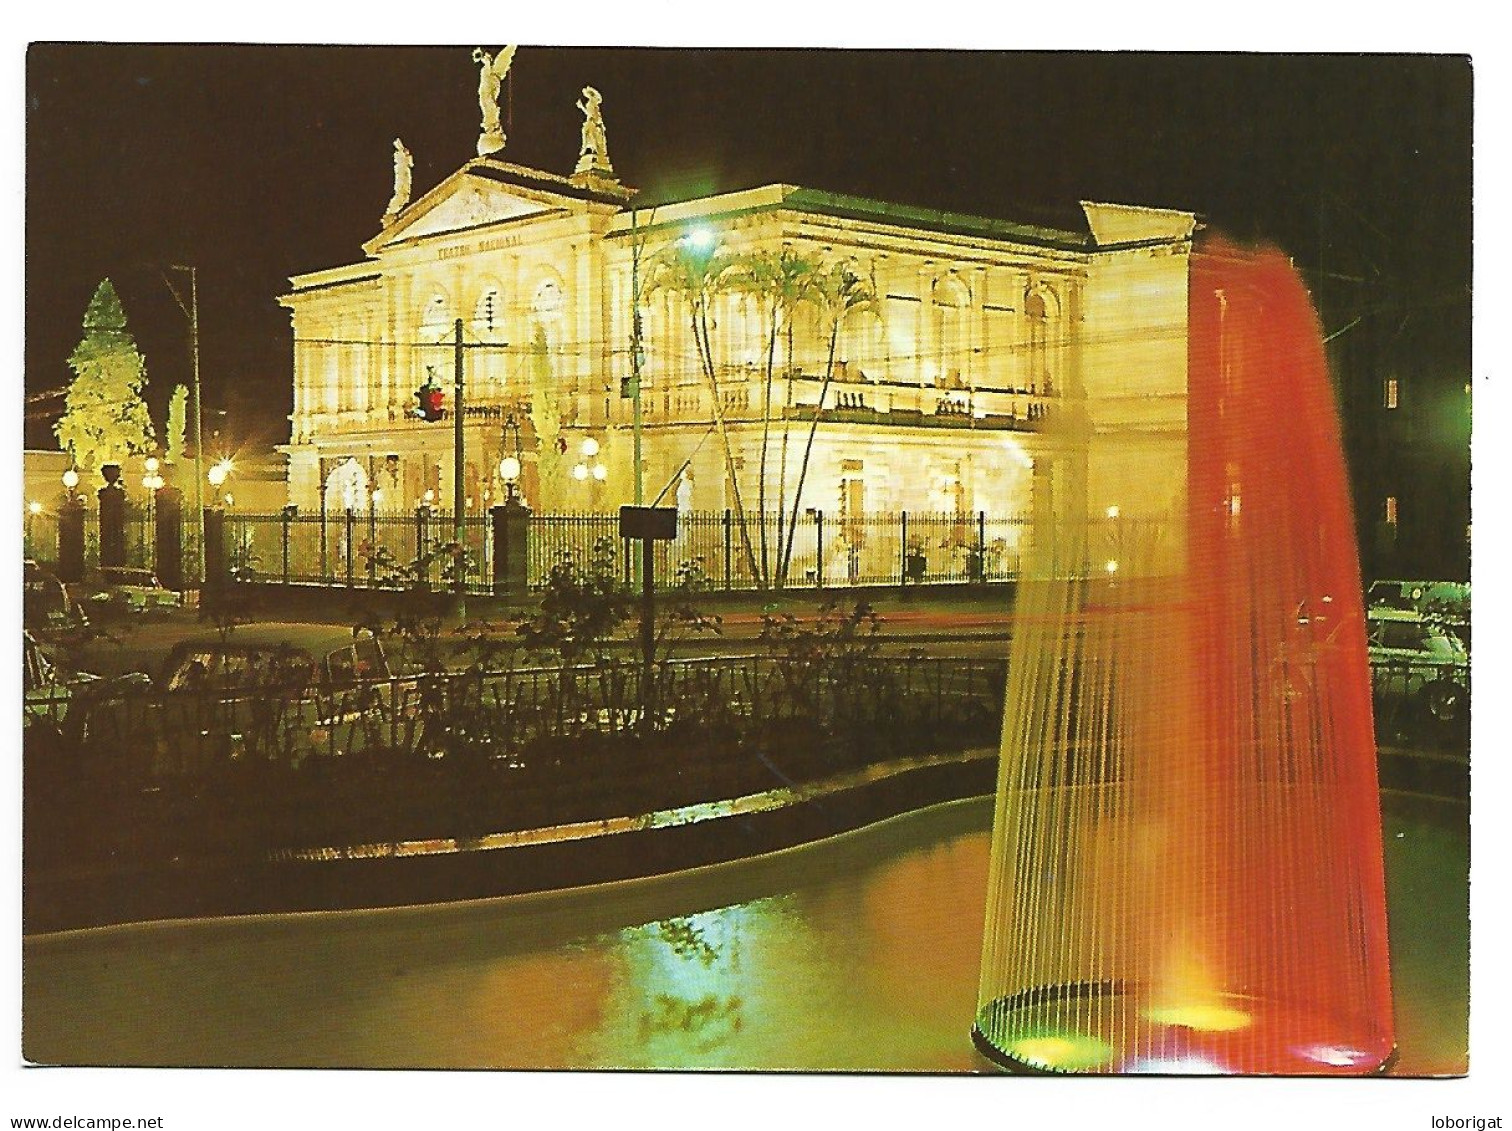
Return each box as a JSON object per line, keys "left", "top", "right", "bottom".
{"left": 1372, "top": 621, "right": 1426, "bottom": 651}
{"left": 23, "top": 639, "right": 55, "bottom": 695}
{"left": 323, "top": 636, "right": 390, "bottom": 684}
{"left": 104, "top": 569, "right": 158, "bottom": 587}
{"left": 165, "top": 648, "right": 315, "bottom": 692}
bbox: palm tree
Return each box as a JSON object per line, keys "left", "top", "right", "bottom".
{"left": 779, "top": 261, "right": 878, "bottom": 586}
{"left": 727, "top": 246, "right": 820, "bottom": 586}
{"left": 646, "top": 236, "right": 762, "bottom": 583}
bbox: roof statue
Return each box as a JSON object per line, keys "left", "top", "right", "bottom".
{"left": 472, "top": 46, "right": 517, "bottom": 156}
{"left": 573, "top": 86, "right": 613, "bottom": 178}
{"left": 383, "top": 138, "right": 413, "bottom": 223}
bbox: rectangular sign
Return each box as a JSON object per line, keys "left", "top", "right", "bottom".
{"left": 618, "top": 505, "right": 678, "bottom": 541}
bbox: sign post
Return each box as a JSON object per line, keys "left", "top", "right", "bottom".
{"left": 618, "top": 505, "right": 678, "bottom": 678}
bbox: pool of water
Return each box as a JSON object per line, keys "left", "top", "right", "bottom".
{"left": 22, "top": 794, "right": 1466, "bottom": 1074}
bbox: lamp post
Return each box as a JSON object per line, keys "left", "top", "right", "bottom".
{"left": 203, "top": 459, "right": 232, "bottom": 587}
{"left": 573, "top": 436, "right": 607, "bottom": 507}
{"left": 165, "top": 265, "right": 206, "bottom": 586}
{"left": 498, "top": 413, "right": 523, "bottom": 503}
{"left": 142, "top": 456, "right": 165, "bottom": 570}
{"left": 493, "top": 413, "right": 529, "bottom": 598}
{"left": 368, "top": 487, "right": 383, "bottom": 584}
{"left": 57, "top": 468, "right": 85, "bottom": 584}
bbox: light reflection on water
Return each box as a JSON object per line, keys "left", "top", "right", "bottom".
{"left": 22, "top": 796, "right": 1464, "bottom": 1074}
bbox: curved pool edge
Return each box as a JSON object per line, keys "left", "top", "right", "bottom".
{"left": 24, "top": 748, "right": 1000, "bottom": 936}
{"left": 24, "top": 742, "right": 1463, "bottom": 937}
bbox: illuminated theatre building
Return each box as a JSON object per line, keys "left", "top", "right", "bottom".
{"left": 281, "top": 53, "right": 1198, "bottom": 576}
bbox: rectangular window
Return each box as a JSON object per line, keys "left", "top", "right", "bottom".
{"left": 1385, "top": 496, "right": 1398, "bottom": 525}
{"left": 1385, "top": 378, "right": 1399, "bottom": 409}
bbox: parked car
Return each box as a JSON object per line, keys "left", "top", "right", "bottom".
{"left": 88, "top": 567, "right": 183, "bottom": 616}
{"left": 1365, "top": 607, "right": 1468, "bottom": 728}
{"left": 23, "top": 629, "right": 102, "bottom": 742}
{"left": 23, "top": 560, "right": 88, "bottom": 634}
{"left": 152, "top": 625, "right": 395, "bottom": 765}
{"left": 1367, "top": 579, "right": 1470, "bottom": 647}
{"left": 156, "top": 625, "right": 392, "bottom": 691}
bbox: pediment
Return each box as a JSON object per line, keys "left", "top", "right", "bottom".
{"left": 1081, "top": 201, "right": 1197, "bottom": 248}
{"left": 365, "top": 171, "right": 564, "bottom": 254}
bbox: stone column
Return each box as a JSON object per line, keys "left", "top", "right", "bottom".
{"left": 154, "top": 485, "right": 184, "bottom": 591}
{"left": 57, "top": 497, "right": 85, "bottom": 584}
{"left": 97, "top": 467, "right": 126, "bottom": 571}
{"left": 973, "top": 266, "right": 989, "bottom": 391}
{"left": 203, "top": 506, "right": 227, "bottom": 591}
{"left": 491, "top": 497, "right": 531, "bottom": 598}
{"left": 916, "top": 263, "right": 932, "bottom": 387}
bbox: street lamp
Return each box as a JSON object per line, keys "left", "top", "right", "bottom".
{"left": 142, "top": 455, "right": 165, "bottom": 493}
{"left": 61, "top": 467, "right": 80, "bottom": 497}
{"left": 498, "top": 413, "right": 524, "bottom": 504}
{"left": 164, "top": 264, "right": 206, "bottom": 586}
{"left": 573, "top": 436, "right": 606, "bottom": 489}
{"left": 499, "top": 455, "right": 522, "bottom": 500}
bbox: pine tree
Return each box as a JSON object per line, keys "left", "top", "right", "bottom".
{"left": 55, "top": 279, "right": 155, "bottom": 471}
{"left": 166, "top": 384, "right": 189, "bottom": 464}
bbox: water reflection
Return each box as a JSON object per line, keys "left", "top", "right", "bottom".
{"left": 22, "top": 797, "right": 1463, "bottom": 1074}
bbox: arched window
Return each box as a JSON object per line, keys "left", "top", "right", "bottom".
{"left": 417, "top": 289, "right": 454, "bottom": 396}
{"left": 1025, "top": 288, "right": 1049, "bottom": 394}
{"left": 471, "top": 284, "right": 506, "bottom": 398}
{"left": 531, "top": 279, "right": 565, "bottom": 324}
{"left": 418, "top": 291, "right": 453, "bottom": 342}
{"left": 323, "top": 457, "right": 369, "bottom": 512}
{"left": 933, "top": 276, "right": 970, "bottom": 388}
{"left": 473, "top": 286, "right": 502, "bottom": 337}
{"left": 524, "top": 278, "right": 567, "bottom": 397}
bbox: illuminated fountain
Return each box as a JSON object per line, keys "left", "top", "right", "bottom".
{"left": 972, "top": 238, "right": 1395, "bottom": 1075}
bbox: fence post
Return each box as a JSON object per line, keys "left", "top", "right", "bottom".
{"left": 415, "top": 505, "right": 430, "bottom": 591}
{"left": 203, "top": 507, "right": 228, "bottom": 591}
{"left": 281, "top": 505, "right": 293, "bottom": 584}
{"left": 975, "top": 509, "right": 987, "bottom": 583}
{"left": 98, "top": 466, "right": 126, "bottom": 571}
{"left": 345, "top": 508, "right": 356, "bottom": 586}
{"left": 723, "top": 509, "right": 733, "bottom": 591}
{"left": 57, "top": 497, "right": 85, "bottom": 584}
{"left": 815, "top": 509, "right": 824, "bottom": 589}
{"left": 900, "top": 510, "right": 909, "bottom": 588}
{"left": 491, "top": 499, "right": 530, "bottom": 598}
{"left": 319, "top": 493, "right": 329, "bottom": 580}
{"left": 154, "top": 486, "right": 184, "bottom": 591}
{"left": 367, "top": 504, "right": 378, "bottom": 585}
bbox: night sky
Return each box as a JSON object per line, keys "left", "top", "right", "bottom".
{"left": 24, "top": 46, "right": 1472, "bottom": 452}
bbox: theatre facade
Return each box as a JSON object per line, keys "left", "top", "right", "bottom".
{"left": 280, "top": 52, "right": 1197, "bottom": 580}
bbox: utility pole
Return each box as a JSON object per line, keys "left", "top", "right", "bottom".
{"left": 453, "top": 318, "right": 466, "bottom": 609}
{"left": 167, "top": 265, "right": 206, "bottom": 586}
{"left": 630, "top": 207, "right": 646, "bottom": 507}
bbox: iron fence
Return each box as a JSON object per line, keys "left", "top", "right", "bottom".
{"left": 221, "top": 508, "right": 1038, "bottom": 594}
{"left": 25, "top": 506, "right": 203, "bottom": 580}
{"left": 23, "top": 652, "right": 1009, "bottom": 866}
{"left": 23, "top": 646, "right": 1464, "bottom": 870}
